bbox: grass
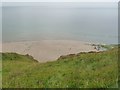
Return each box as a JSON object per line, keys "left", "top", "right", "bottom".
{"left": 0, "top": 53, "right": 1, "bottom": 88}
{"left": 2, "top": 46, "right": 119, "bottom": 88}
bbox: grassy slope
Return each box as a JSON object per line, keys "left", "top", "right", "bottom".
{"left": 2, "top": 47, "right": 118, "bottom": 88}
{"left": 0, "top": 54, "right": 1, "bottom": 88}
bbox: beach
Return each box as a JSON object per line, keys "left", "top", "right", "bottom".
{"left": 2, "top": 40, "right": 97, "bottom": 62}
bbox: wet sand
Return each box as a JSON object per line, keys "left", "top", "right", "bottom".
{"left": 2, "top": 40, "right": 97, "bottom": 62}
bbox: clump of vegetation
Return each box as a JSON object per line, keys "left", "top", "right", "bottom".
{"left": 2, "top": 46, "right": 118, "bottom": 88}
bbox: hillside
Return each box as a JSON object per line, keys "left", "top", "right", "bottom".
{"left": 2, "top": 46, "right": 119, "bottom": 88}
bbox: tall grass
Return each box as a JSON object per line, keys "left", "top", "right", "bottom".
{"left": 2, "top": 47, "right": 118, "bottom": 88}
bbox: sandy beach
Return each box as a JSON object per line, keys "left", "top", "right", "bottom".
{"left": 2, "top": 40, "right": 97, "bottom": 62}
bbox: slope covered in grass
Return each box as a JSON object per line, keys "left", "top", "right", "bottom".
{"left": 2, "top": 47, "right": 118, "bottom": 88}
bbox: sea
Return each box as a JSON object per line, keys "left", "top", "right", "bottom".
{"left": 2, "top": 2, "right": 118, "bottom": 44}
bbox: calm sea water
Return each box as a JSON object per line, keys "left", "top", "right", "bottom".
{"left": 2, "top": 3, "right": 118, "bottom": 44}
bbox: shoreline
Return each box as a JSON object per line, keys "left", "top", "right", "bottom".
{"left": 2, "top": 40, "right": 98, "bottom": 62}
